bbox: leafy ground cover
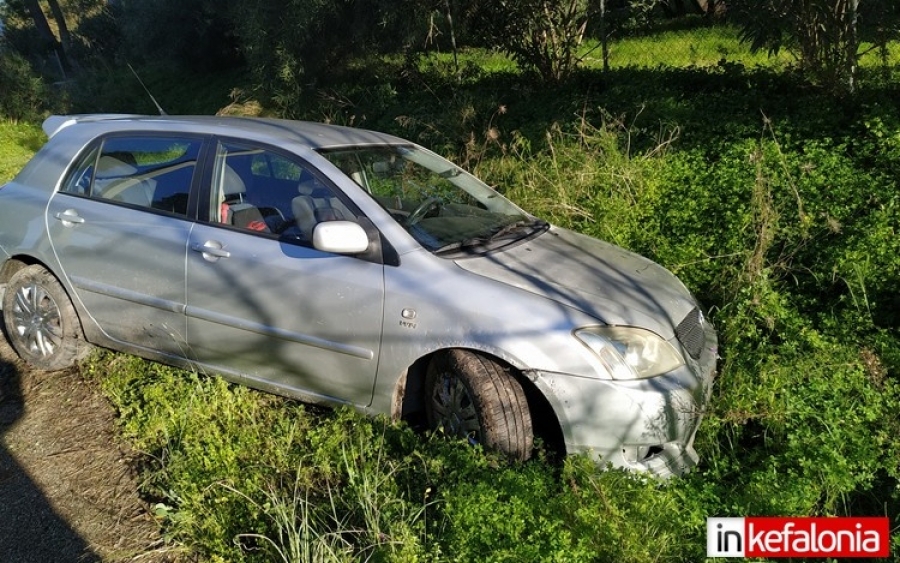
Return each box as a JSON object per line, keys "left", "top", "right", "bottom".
{"left": 4, "top": 26, "right": 900, "bottom": 561}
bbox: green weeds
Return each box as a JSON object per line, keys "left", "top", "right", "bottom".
{"left": 3, "top": 30, "right": 899, "bottom": 562}
{"left": 78, "top": 99, "right": 898, "bottom": 559}
{"left": 85, "top": 352, "right": 722, "bottom": 562}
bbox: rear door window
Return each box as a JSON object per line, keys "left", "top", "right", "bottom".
{"left": 61, "top": 136, "right": 203, "bottom": 217}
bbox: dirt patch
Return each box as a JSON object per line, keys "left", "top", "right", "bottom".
{"left": 0, "top": 332, "right": 180, "bottom": 562}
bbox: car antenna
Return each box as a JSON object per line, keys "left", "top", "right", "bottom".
{"left": 127, "top": 63, "right": 168, "bottom": 116}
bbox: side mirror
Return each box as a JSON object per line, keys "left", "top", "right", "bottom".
{"left": 312, "top": 221, "right": 370, "bottom": 254}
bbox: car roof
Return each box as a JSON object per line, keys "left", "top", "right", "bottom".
{"left": 42, "top": 114, "right": 410, "bottom": 150}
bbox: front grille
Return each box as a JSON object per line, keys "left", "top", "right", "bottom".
{"left": 675, "top": 307, "right": 705, "bottom": 360}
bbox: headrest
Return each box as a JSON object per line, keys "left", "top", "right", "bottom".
{"left": 297, "top": 173, "right": 327, "bottom": 196}
{"left": 222, "top": 165, "right": 246, "bottom": 196}
{"left": 372, "top": 160, "right": 392, "bottom": 174}
{"left": 97, "top": 155, "right": 137, "bottom": 177}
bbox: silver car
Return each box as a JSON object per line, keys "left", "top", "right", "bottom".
{"left": 0, "top": 114, "right": 717, "bottom": 476}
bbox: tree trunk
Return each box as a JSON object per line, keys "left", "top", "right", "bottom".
{"left": 444, "top": 0, "right": 460, "bottom": 80}
{"left": 696, "top": 0, "right": 726, "bottom": 18}
{"left": 46, "top": 0, "right": 74, "bottom": 57}
{"left": 600, "top": 0, "right": 609, "bottom": 72}
{"left": 21, "top": 0, "right": 71, "bottom": 75}
{"left": 22, "top": 0, "right": 57, "bottom": 48}
{"left": 845, "top": 0, "right": 859, "bottom": 93}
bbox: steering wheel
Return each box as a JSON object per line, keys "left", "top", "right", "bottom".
{"left": 404, "top": 196, "right": 442, "bottom": 226}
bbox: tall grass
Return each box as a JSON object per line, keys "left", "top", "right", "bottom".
{"left": 472, "top": 114, "right": 675, "bottom": 248}
{"left": 84, "top": 353, "right": 439, "bottom": 562}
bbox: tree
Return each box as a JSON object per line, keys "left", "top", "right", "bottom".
{"left": 729, "top": 0, "right": 900, "bottom": 94}
{"left": 4, "top": 0, "right": 76, "bottom": 75}
{"left": 22, "top": 0, "right": 70, "bottom": 71}
{"left": 466, "top": 0, "right": 593, "bottom": 83}
{"left": 117, "top": 0, "right": 242, "bottom": 71}
{"left": 45, "top": 0, "right": 74, "bottom": 64}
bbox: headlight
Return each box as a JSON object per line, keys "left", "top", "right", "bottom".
{"left": 574, "top": 327, "right": 684, "bottom": 380}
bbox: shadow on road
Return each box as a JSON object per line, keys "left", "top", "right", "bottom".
{"left": 0, "top": 349, "right": 100, "bottom": 562}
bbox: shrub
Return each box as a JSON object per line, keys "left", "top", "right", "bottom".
{"left": 467, "top": 0, "right": 593, "bottom": 83}
{"left": 0, "top": 46, "right": 47, "bottom": 121}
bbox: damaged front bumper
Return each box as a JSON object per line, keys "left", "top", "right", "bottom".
{"left": 530, "top": 323, "right": 717, "bottom": 478}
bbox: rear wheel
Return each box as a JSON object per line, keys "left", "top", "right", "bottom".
{"left": 2, "top": 265, "right": 89, "bottom": 371}
{"left": 425, "top": 349, "right": 533, "bottom": 461}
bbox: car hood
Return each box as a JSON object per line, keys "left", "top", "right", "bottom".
{"left": 454, "top": 226, "right": 697, "bottom": 339}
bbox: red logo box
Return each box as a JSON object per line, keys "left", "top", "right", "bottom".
{"left": 707, "top": 516, "right": 890, "bottom": 558}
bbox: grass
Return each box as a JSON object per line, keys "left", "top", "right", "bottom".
{"left": 0, "top": 120, "right": 45, "bottom": 183}
{"left": 587, "top": 25, "right": 793, "bottom": 70}
{"left": 3, "top": 24, "right": 900, "bottom": 562}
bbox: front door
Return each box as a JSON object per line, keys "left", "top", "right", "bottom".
{"left": 184, "top": 140, "right": 385, "bottom": 406}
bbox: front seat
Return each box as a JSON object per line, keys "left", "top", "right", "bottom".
{"left": 291, "top": 176, "right": 347, "bottom": 240}
{"left": 219, "top": 165, "right": 269, "bottom": 232}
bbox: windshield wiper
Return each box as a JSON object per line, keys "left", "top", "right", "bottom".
{"left": 433, "top": 235, "right": 492, "bottom": 254}
{"left": 487, "top": 218, "right": 548, "bottom": 241}
{"left": 434, "top": 219, "right": 548, "bottom": 254}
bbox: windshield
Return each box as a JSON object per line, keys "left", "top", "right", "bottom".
{"left": 319, "top": 145, "right": 544, "bottom": 254}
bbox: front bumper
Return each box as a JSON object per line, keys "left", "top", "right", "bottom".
{"left": 530, "top": 319, "right": 717, "bottom": 478}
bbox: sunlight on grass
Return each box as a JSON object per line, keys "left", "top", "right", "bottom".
{"left": 0, "top": 120, "right": 44, "bottom": 183}
{"left": 411, "top": 26, "right": 796, "bottom": 78}
{"left": 418, "top": 49, "right": 518, "bottom": 75}
{"left": 430, "top": 26, "right": 899, "bottom": 74}
{"left": 589, "top": 26, "right": 792, "bottom": 69}
{"left": 858, "top": 41, "right": 900, "bottom": 73}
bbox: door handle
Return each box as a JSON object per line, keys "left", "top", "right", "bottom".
{"left": 55, "top": 209, "right": 85, "bottom": 226}
{"left": 191, "top": 241, "right": 231, "bottom": 260}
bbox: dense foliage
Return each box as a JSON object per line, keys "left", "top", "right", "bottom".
{"left": 4, "top": 0, "right": 900, "bottom": 105}
{"left": 465, "top": 0, "right": 592, "bottom": 82}
{"left": 1, "top": 3, "right": 899, "bottom": 562}
{"left": 727, "top": 0, "right": 900, "bottom": 92}
{"left": 0, "top": 44, "right": 47, "bottom": 120}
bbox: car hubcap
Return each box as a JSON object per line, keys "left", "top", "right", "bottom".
{"left": 11, "top": 282, "right": 62, "bottom": 357}
{"left": 431, "top": 372, "right": 481, "bottom": 444}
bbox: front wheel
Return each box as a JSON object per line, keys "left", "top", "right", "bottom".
{"left": 425, "top": 349, "right": 533, "bottom": 461}
{"left": 2, "top": 265, "right": 90, "bottom": 371}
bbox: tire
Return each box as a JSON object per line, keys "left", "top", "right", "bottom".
{"left": 2, "top": 265, "right": 89, "bottom": 371}
{"left": 425, "top": 349, "right": 533, "bottom": 461}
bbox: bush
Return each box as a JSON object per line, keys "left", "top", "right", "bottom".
{"left": 0, "top": 46, "right": 47, "bottom": 121}
{"left": 467, "top": 0, "right": 593, "bottom": 82}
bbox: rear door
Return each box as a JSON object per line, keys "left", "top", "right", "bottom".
{"left": 184, "top": 140, "right": 385, "bottom": 406}
{"left": 46, "top": 134, "right": 204, "bottom": 356}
